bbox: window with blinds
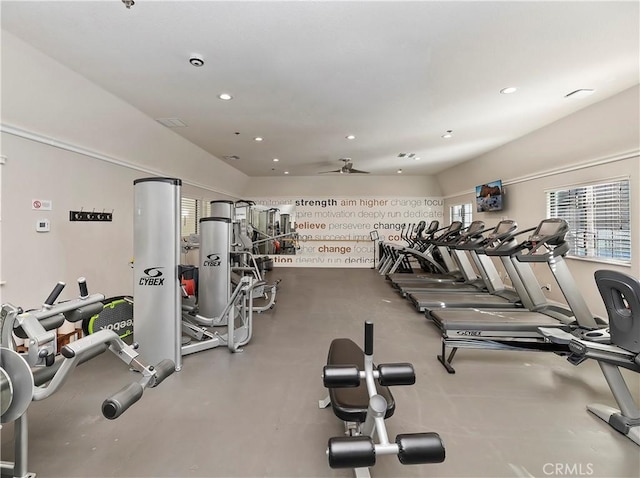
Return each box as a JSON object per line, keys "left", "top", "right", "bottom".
{"left": 181, "top": 197, "right": 199, "bottom": 236}
{"left": 450, "top": 203, "right": 473, "bottom": 228}
{"left": 546, "top": 178, "right": 631, "bottom": 264}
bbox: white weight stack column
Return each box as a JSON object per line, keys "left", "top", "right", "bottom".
{"left": 133, "top": 177, "right": 182, "bottom": 371}
{"left": 198, "top": 217, "right": 231, "bottom": 323}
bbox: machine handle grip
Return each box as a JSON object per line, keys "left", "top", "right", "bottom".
{"left": 151, "top": 359, "right": 175, "bottom": 387}
{"left": 102, "top": 382, "right": 144, "bottom": 420}
{"left": 44, "top": 282, "right": 66, "bottom": 306}
{"left": 364, "top": 321, "right": 374, "bottom": 356}
{"left": 78, "top": 277, "right": 89, "bottom": 298}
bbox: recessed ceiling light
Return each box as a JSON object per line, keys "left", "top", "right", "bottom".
{"left": 397, "top": 169, "right": 403, "bottom": 174}
{"left": 414, "top": 157, "right": 421, "bottom": 161}
{"left": 273, "top": 158, "right": 279, "bottom": 162}
{"left": 500, "top": 87, "right": 518, "bottom": 94}
{"left": 565, "top": 89, "right": 595, "bottom": 99}
{"left": 441, "top": 130, "right": 453, "bottom": 139}
{"left": 218, "top": 93, "right": 233, "bottom": 100}
{"left": 254, "top": 137, "right": 263, "bottom": 142}
{"left": 346, "top": 135, "right": 356, "bottom": 140}
{"left": 284, "top": 171, "right": 289, "bottom": 175}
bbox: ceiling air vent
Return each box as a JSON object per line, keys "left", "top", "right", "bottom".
{"left": 223, "top": 155, "right": 240, "bottom": 161}
{"left": 156, "top": 118, "right": 188, "bottom": 128}
{"left": 397, "top": 153, "right": 416, "bottom": 159}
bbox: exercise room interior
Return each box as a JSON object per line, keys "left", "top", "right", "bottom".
{"left": 1, "top": 2, "right": 639, "bottom": 477}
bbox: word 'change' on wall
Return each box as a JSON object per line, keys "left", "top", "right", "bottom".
{"left": 250, "top": 197, "right": 443, "bottom": 268}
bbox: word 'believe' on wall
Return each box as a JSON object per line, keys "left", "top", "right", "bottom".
{"left": 251, "top": 197, "right": 443, "bottom": 268}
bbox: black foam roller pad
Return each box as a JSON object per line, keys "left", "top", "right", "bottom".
{"left": 396, "top": 432, "right": 445, "bottom": 464}
{"left": 102, "top": 383, "right": 144, "bottom": 420}
{"left": 323, "top": 365, "right": 360, "bottom": 388}
{"left": 377, "top": 363, "right": 416, "bottom": 386}
{"left": 14, "top": 313, "right": 65, "bottom": 338}
{"left": 151, "top": 359, "right": 176, "bottom": 387}
{"left": 328, "top": 436, "right": 376, "bottom": 469}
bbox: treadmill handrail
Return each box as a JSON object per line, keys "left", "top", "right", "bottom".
{"left": 484, "top": 226, "right": 537, "bottom": 256}
{"left": 430, "top": 222, "right": 464, "bottom": 247}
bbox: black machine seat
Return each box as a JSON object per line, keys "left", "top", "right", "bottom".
{"left": 595, "top": 269, "right": 640, "bottom": 354}
{"left": 326, "top": 338, "right": 395, "bottom": 423}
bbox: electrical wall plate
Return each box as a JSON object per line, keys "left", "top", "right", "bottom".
{"left": 36, "top": 219, "right": 50, "bottom": 232}
{"left": 69, "top": 211, "right": 113, "bottom": 222}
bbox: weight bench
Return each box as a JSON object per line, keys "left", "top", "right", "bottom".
{"left": 319, "top": 322, "right": 445, "bottom": 477}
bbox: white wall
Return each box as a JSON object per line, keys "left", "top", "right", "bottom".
{"left": 245, "top": 174, "right": 442, "bottom": 197}
{"left": 1, "top": 31, "right": 248, "bottom": 197}
{"left": 0, "top": 30, "right": 248, "bottom": 306}
{"left": 437, "top": 86, "right": 640, "bottom": 318}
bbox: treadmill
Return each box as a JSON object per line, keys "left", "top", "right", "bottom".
{"left": 392, "top": 221, "right": 489, "bottom": 295}
{"left": 428, "top": 218, "right": 601, "bottom": 373}
{"left": 406, "top": 220, "right": 525, "bottom": 312}
{"left": 382, "top": 219, "right": 442, "bottom": 276}
{"left": 385, "top": 221, "right": 463, "bottom": 285}
{"left": 377, "top": 222, "right": 427, "bottom": 275}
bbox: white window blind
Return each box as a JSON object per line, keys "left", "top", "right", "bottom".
{"left": 181, "top": 197, "right": 199, "bottom": 237}
{"left": 202, "top": 200, "right": 212, "bottom": 219}
{"left": 450, "top": 203, "right": 473, "bottom": 228}
{"left": 546, "top": 179, "right": 630, "bottom": 264}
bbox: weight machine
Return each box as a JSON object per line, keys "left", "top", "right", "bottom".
{"left": 133, "top": 178, "right": 262, "bottom": 372}
{"left": 0, "top": 278, "right": 174, "bottom": 478}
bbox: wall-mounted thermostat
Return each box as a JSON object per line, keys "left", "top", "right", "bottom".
{"left": 36, "top": 219, "right": 50, "bottom": 232}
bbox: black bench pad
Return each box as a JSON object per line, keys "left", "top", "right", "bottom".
{"left": 327, "top": 338, "right": 395, "bottom": 423}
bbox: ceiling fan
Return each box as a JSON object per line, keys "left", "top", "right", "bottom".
{"left": 320, "top": 158, "right": 370, "bottom": 174}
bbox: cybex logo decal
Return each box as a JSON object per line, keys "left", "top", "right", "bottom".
{"left": 203, "top": 253, "right": 222, "bottom": 267}
{"left": 139, "top": 267, "right": 165, "bottom": 286}
{"left": 455, "top": 330, "right": 482, "bottom": 336}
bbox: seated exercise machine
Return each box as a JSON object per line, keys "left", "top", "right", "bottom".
{"left": 217, "top": 199, "right": 282, "bottom": 313}
{"left": 0, "top": 278, "right": 174, "bottom": 477}
{"left": 539, "top": 270, "right": 640, "bottom": 445}
{"left": 319, "top": 322, "right": 445, "bottom": 477}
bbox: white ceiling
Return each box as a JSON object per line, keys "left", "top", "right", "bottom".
{"left": 2, "top": 1, "right": 639, "bottom": 177}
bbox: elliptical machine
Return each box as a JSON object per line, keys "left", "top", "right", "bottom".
{"left": 541, "top": 270, "right": 640, "bottom": 445}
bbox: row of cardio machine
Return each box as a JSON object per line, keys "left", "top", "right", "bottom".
{"left": 378, "top": 218, "right": 640, "bottom": 446}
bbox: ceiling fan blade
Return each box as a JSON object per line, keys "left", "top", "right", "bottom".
{"left": 319, "top": 169, "right": 342, "bottom": 174}
{"left": 348, "top": 168, "right": 370, "bottom": 174}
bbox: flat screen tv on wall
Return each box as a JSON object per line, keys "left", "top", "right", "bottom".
{"left": 475, "top": 180, "right": 504, "bottom": 212}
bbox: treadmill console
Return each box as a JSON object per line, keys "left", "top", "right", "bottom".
{"left": 528, "top": 218, "right": 569, "bottom": 246}
{"left": 488, "top": 220, "right": 517, "bottom": 240}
